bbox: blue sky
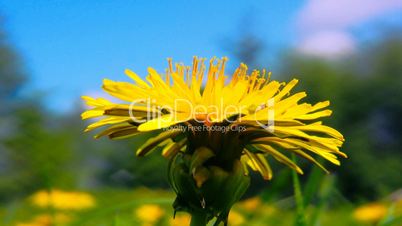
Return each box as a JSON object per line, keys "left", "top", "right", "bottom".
{"left": 1, "top": 0, "right": 402, "bottom": 112}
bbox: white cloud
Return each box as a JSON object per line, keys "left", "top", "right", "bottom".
{"left": 294, "top": 0, "right": 402, "bottom": 57}
{"left": 297, "top": 0, "right": 402, "bottom": 32}
{"left": 297, "top": 30, "right": 356, "bottom": 57}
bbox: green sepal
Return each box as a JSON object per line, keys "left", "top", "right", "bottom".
{"left": 189, "top": 147, "right": 215, "bottom": 175}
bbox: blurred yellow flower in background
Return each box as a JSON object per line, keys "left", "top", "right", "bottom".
{"left": 353, "top": 203, "right": 388, "bottom": 223}
{"left": 30, "top": 189, "right": 95, "bottom": 210}
{"left": 396, "top": 199, "right": 402, "bottom": 215}
{"left": 260, "top": 205, "right": 277, "bottom": 216}
{"left": 228, "top": 210, "right": 245, "bottom": 226}
{"left": 16, "top": 213, "right": 71, "bottom": 226}
{"left": 135, "top": 204, "right": 165, "bottom": 225}
{"left": 170, "top": 214, "right": 191, "bottom": 226}
{"left": 239, "top": 196, "right": 262, "bottom": 211}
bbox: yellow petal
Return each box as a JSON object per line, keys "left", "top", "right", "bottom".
{"left": 244, "top": 149, "right": 273, "bottom": 180}
{"left": 273, "top": 79, "right": 298, "bottom": 101}
{"left": 94, "top": 123, "right": 134, "bottom": 139}
{"left": 84, "top": 117, "right": 131, "bottom": 132}
{"left": 253, "top": 144, "right": 303, "bottom": 174}
{"left": 162, "top": 138, "right": 187, "bottom": 158}
{"left": 136, "top": 130, "right": 181, "bottom": 156}
{"left": 295, "top": 110, "right": 332, "bottom": 120}
{"left": 125, "top": 69, "right": 150, "bottom": 88}
{"left": 138, "top": 113, "right": 191, "bottom": 131}
{"left": 81, "top": 109, "right": 104, "bottom": 119}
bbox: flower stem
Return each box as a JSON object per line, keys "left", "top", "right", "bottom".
{"left": 190, "top": 211, "right": 208, "bottom": 226}
{"left": 292, "top": 154, "right": 308, "bottom": 226}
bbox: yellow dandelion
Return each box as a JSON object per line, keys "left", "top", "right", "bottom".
{"left": 228, "top": 210, "right": 245, "bottom": 226}
{"left": 16, "top": 213, "right": 71, "bottom": 226}
{"left": 170, "top": 214, "right": 191, "bottom": 226}
{"left": 30, "top": 189, "right": 95, "bottom": 210}
{"left": 16, "top": 223, "right": 41, "bottom": 226}
{"left": 353, "top": 203, "right": 388, "bottom": 223}
{"left": 82, "top": 57, "right": 345, "bottom": 179}
{"left": 135, "top": 204, "right": 165, "bottom": 224}
{"left": 82, "top": 57, "right": 346, "bottom": 225}
{"left": 396, "top": 199, "right": 402, "bottom": 215}
{"left": 16, "top": 222, "right": 43, "bottom": 226}
{"left": 239, "top": 196, "right": 262, "bottom": 211}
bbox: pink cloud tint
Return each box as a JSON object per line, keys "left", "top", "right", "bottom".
{"left": 294, "top": 0, "right": 402, "bottom": 57}
{"left": 297, "top": 0, "right": 402, "bottom": 32}
{"left": 297, "top": 30, "right": 356, "bottom": 57}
